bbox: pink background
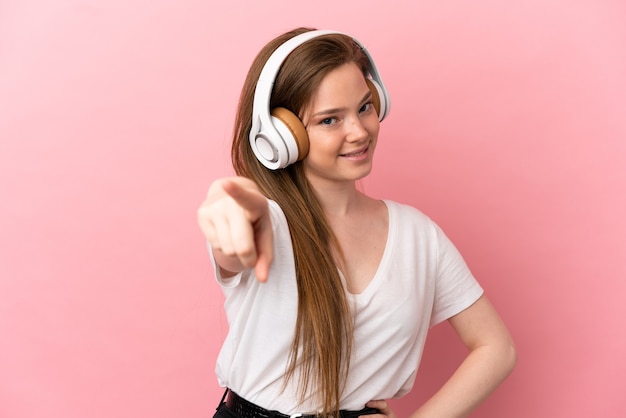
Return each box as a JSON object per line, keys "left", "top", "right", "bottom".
{"left": 1, "top": 1, "right": 625, "bottom": 417}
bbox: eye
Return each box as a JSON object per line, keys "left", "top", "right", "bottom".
{"left": 360, "top": 102, "right": 374, "bottom": 113}
{"left": 321, "top": 117, "right": 337, "bottom": 125}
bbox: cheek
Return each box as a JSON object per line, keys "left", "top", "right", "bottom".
{"left": 307, "top": 131, "right": 340, "bottom": 155}
{"left": 302, "top": 138, "right": 331, "bottom": 168}
{"left": 367, "top": 118, "right": 381, "bottom": 140}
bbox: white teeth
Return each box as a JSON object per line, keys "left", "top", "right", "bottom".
{"left": 343, "top": 149, "right": 366, "bottom": 157}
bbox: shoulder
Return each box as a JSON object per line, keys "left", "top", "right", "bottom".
{"left": 384, "top": 199, "right": 436, "bottom": 229}
{"left": 384, "top": 200, "right": 456, "bottom": 252}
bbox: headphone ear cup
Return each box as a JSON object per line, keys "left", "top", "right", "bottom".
{"left": 271, "top": 107, "right": 310, "bottom": 161}
{"left": 365, "top": 78, "right": 387, "bottom": 121}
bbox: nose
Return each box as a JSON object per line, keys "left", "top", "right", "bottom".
{"left": 345, "top": 115, "right": 369, "bottom": 142}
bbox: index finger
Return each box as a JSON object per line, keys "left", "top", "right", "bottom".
{"left": 222, "top": 179, "right": 268, "bottom": 222}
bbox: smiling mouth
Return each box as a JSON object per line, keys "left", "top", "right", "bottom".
{"left": 340, "top": 146, "right": 368, "bottom": 157}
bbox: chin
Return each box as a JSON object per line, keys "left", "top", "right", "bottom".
{"left": 351, "top": 163, "right": 374, "bottom": 181}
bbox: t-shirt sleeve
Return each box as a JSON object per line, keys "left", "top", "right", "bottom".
{"left": 429, "top": 224, "right": 484, "bottom": 326}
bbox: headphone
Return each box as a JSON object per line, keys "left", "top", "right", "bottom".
{"left": 249, "top": 30, "right": 391, "bottom": 170}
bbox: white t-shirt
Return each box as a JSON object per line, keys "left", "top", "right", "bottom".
{"left": 209, "top": 199, "right": 483, "bottom": 414}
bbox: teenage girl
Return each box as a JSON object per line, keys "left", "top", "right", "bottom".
{"left": 198, "top": 27, "right": 516, "bottom": 418}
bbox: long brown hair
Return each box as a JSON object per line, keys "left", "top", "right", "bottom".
{"left": 231, "top": 28, "right": 371, "bottom": 416}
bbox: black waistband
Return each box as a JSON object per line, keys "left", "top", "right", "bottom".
{"left": 222, "top": 389, "right": 380, "bottom": 418}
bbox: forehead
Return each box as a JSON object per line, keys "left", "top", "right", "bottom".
{"left": 307, "top": 63, "right": 369, "bottom": 110}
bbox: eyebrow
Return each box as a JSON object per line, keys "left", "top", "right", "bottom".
{"left": 309, "top": 90, "right": 372, "bottom": 119}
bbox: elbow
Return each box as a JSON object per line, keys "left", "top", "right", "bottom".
{"left": 501, "top": 337, "right": 518, "bottom": 378}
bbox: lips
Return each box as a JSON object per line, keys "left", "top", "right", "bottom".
{"left": 340, "top": 146, "right": 368, "bottom": 157}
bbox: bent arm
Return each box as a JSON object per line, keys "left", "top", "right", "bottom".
{"left": 410, "top": 295, "right": 517, "bottom": 418}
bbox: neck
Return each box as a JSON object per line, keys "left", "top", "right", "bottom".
{"left": 310, "top": 179, "right": 366, "bottom": 217}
